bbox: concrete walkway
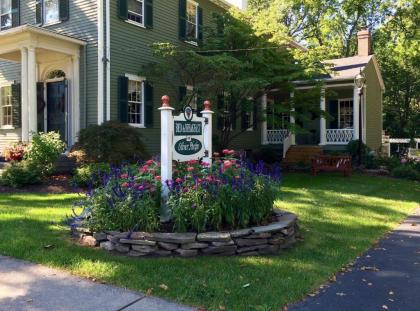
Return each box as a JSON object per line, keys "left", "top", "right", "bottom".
{"left": 0, "top": 256, "right": 194, "bottom": 311}
{"left": 290, "top": 208, "right": 420, "bottom": 311}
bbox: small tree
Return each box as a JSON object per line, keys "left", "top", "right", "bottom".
{"left": 145, "top": 10, "right": 321, "bottom": 150}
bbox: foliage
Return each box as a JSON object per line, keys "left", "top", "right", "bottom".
{"left": 71, "top": 163, "right": 111, "bottom": 188}
{"left": 391, "top": 164, "right": 420, "bottom": 181}
{"left": 1, "top": 175, "right": 419, "bottom": 310}
{"left": 25, "top": 132, "right": 66, "bottom": 176}
{"left": 72, "top": 121, "right": 149, "bottom": 165}
{"left": 346, "top": 140, "right": 369, "bottom": 163}
{"left": 3, "top": 143, "right": 27, "bottom": 162}
{"left": 0, "top": 160, "right": 41, "bottom": 188}
{"left": 77, "top": 161, "right": 161, "bottom": 232}
{"left": 144, "top": 11, "right": 316, "bottom": 150}
{"left": 167, "top": 152, "right": 281, "bottom": 232}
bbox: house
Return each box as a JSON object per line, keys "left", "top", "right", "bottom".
{"left": 0, "top": 0, "right": 231, "bottom": 154}
{"left": 227, "top": 29, "right": 385, "bottom": 162}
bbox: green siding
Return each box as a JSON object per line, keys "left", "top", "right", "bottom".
{"left": 364, "top": 60, "right": 383, "bottom": 151}
{"left": 109, "top": 0, "right": 225, "bottom": 155}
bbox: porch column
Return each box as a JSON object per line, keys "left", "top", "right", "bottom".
{"left": 20, "top": 47, "right": 29, "bottom": 142}
{"left": 353, "top": 85, "right": 360, "bottom": 140}
{"left": 290, "top": 92, "right": 296, "bottom": 145}
{"left": 27, "top": 46, "right": 37, "bottom": 139}
{"left": 319, "top": 88, "right": 327, "bottom": 145}
{"left": 72, "top": 55, "right": 80, "bottom": 145}
{"left": 261, "top": 94, "right": 268, "bottom": 145}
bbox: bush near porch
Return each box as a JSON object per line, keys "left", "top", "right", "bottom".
{"left": 0, "top": 174, "right": 419, "bottom": 310}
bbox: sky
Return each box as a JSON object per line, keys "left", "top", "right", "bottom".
{"left": 226, "top": 0, "right": 248, "bottom": 9}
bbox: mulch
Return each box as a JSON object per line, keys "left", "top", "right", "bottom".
{"left": 0, "top": 174, "right": 82, "bottom": 194}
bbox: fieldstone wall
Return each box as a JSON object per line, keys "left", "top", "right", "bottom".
{"left": 72, "top": 209, "right": 298, "bottom": 257}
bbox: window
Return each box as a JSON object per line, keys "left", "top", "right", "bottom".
{"left": 267, "top": 100, "right": 289, "bottom": 130}
{"left": 186, "top": 86, "right": 197, "bottom": 110}
{"left": 339, "top": 99, "right": 353, "bottom": 129}
{"left": 186, "top": 0, "right": 198, "bottom": 41}
{"left": 243, "top": 111, "right": 253, "bottom": 131}
{"left": 0, "top": 85, "right": 12, "bottom": 128}
{"left": 44, "top": 0, "right": 60, "bottom": 24}
{"left": 0, "top": 0, "right": 12, "bottom": 30}
{"left": 127, "top": 0, "right": 144, "bottom": 26}
{"left": 127, "top": 78, "right": 144, "bottom": 126}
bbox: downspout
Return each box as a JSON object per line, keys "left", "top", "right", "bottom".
{"left": 97, "top": 0, "right": 104, "bottom": 124}
{"left": 84, "top": 46, "right": 88, "bottom": 128}
{"left": 106, "top": 0, "right": 111, "bottom": 121}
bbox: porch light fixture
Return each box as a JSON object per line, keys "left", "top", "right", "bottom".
{"left": 355, "top": 70, "right": 366, "bottom": 166}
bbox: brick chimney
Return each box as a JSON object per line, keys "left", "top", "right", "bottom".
{"left": 357, "top": 28, "right": 372, "bottom": 56}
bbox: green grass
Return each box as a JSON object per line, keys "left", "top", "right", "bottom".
{"left": 0, "top": 173, "right": 419, "bottom": 311}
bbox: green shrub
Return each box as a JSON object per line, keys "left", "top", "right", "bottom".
{"left": 0, "top": 160, "right": 41, "bottom": 188}
{"left": 72, "top": 121, "right": 149, "bottom": 164}
{"left": 391, "top": 165, "right": 420, "bottom": 181}
{"left": 71, "top": 163, "right": 111, "bottom": 188}
{"left": 25, "top": 132, "right": 66, "bottom": 176}
{"left": 347, "top": 140, "right": 369, "bottom": 163}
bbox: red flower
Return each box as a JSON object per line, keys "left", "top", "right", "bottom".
{"left": 187, "top": 160, "right": 198, "bottom": 165}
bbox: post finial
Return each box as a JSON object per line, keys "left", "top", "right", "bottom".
{"left": 204, "top": 100, "right": 211, "bottom": 111}
{"left": 161, "top": 95, "right": 170, "bottom": 107}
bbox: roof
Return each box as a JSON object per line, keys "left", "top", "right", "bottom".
{"left": 210, "top": 0, "right": 233, "bottom": 10}
{"left": 323, "top": 55, "right": 373, "bottom": 80}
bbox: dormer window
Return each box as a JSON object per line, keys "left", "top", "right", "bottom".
{"left": 44, "top": 0, "right": 59, "bottom": 24}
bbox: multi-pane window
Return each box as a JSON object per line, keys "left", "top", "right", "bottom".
{"left": 128, "top": 79, "right": 144, "bottom": 126}
{"left": 127, "top": 0, "right": 144, "bottom": 25}
{"left": 44, "top": 0, "right": 60, "bottom": 24}
{"left": 0, "top": 86, "right": 12, "bottom": 127}
{"left": 267, "top": 101, "right": 289, "bottom": 130}
{"left": 339, "top": 99, "right": 353, "bottom": 129}
{"left": 0, "top": 0, "right": 12, "bottom": 30}
{"left": 186, "top": 0, "right": 198, "bottom": 40}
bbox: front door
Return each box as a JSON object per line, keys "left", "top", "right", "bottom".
{"left": 37, "top": 79, "right": 68, "bottom": 143}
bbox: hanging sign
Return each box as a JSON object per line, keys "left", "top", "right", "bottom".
{"left": 173, "top": 105, "right": 206, "bottom": 162}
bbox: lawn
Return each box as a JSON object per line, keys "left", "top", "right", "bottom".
{"left": 0, "top": 173, "right": 419, "bottom": 310}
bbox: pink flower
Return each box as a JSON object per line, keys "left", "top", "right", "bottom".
{"left": 146, "top": 159, "right": 154, "bottom": 165}
{"left": 200, "top": 162, "right": 210, "bottom": 167}
{"left": 223, "top": 160, "right": 233, "bottom": 169}
{"left": 213, "top": 152, "right": 220, "bottom": 157}
{"left": 222, "top": 149, "right": 230, "bottom": 155}
{"left": 187, "top": 166, "right": 195, "bottom": 172}
{"left": 121, "top": 182, "right": 129, "bottom": 188}
{"left": 155, "top": 176, "right": 161, "bottom": 181}
{"left": 175, "top": 178, "right": 183, "bottom": 183}
{"left": 228, "top": 149, "right": 235, "bottom": 155}
{"left": 187, "top": 160, "right": 198, "bottom": 165}
{"left": 120, "top": 173, "right": 129, "bottom": 179}
{"left": 138, "top": 185, "right": 145, "bottom": 191}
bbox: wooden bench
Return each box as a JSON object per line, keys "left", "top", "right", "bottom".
{"left": 311, "top": 155, "right": 352, "bottom": 176}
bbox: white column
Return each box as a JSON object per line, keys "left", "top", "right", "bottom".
{"left": 20, "top": 47, "right": 29, "bottom": 142}
{"left": 353, "top": 85, "right": 360, "bottom": 140}
{"left": 261, "top": 94, "right": 268, "bottom": 145}
{"left": 159, "top": 95, "right": 174, "bottom": 222}
{"left": 72, "top": 55, "right": 81, "bottom": 145}
{"left": 27, "top": 46, "right": 37, "bottom": 139}
{"left": 201, "top": 100, "right": 214, "bottom": 166}
{"left": 290, "top": 92, "right": 296, "bottom": 145}
{"left": 319, "top": 88, "right": 327, "bottom": 145}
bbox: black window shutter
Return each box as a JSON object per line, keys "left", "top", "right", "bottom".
{"left": 328, "top": 100, "right": 339, "bottom": 129}
{"left": 178, "top": 86, "right": 187, "bottom": 104}
{"left": 179, "top": 0, "right": 187, "bottom": 40}
{"left": 145, "top": 0, "right": 153, "bottom": 28}
{"left": 118, "top": 0, "right": 128, "bottom": 20}
{"left": 253, "top": 101, "right": 258, "bottom": 130}
{"left": 35, "top": 0, "right": 43, "bottom": 24}
{"left": 144, "top": 82, "right": 154, "bottom": 128}
{"left": 59, "top": 0, "right": 69, "bottom": 21}
{"left": 217, "top": 94, "right": 224, "bottom": 130}
{"left": 197, "top": 6, "right": 203, "bottom": 44}
{"left": 117, "top": 76, "right": 129, "bottom": 123}
{"left": 11, "top": 83, "right": 21, "bottom": 129}
{"left": 11, "top": 0, "right": 20, "bottom": 27}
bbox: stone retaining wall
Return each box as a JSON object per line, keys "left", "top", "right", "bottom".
{"left": 72, "top": 209, "right": 298, "bottom": 257}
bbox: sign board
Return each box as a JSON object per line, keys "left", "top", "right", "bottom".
{"left": 173, "top": 105, "right": 207, "bottom": 162}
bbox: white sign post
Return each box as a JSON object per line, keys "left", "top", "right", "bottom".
{"left": 159, "top": 95, "right": 213, "bottom": 222}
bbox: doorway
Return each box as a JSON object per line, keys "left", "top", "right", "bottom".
{"left": 37, "top": 78, "right": 68, "bottom": 143}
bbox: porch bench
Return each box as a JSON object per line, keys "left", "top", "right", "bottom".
{"left": 311, "top": 155, "right": 352, "bottom": 176}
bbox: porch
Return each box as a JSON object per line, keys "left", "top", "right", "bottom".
{"left": 0, "top": 25, "right": 85, "bottom": 147}
{"left": 262, "top": 82, "right": 364, "bottom": 153}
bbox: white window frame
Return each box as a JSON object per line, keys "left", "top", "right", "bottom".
{"left": 266, "top": 98, "right": 289, "bottom": 130}
{"left": 0, "top": 0, "right": 12, "bottom": 31}
{"left": 244, "top": 111, "right": 254, "bottom": 132}
{"left": 126, "top": 0, "right": 145, "bottom": 28}
{"left": 185, "top": 85, "right": 198, "bottom": 110}
{"left": 185, "top": 0, "right": 199, "bottom": 45}
{"left": 0, "top": 85, "right": 13, "bottom": 129}
{"left": 43, "top": 0, "right": 61, "bottom": 26}
{"left": 338, "top": 98, "right": 354, "bottom": 129}
{"left": 125, "top": 74, "right": 145, "bottom": 128}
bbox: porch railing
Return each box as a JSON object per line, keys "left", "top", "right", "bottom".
{"left": 267, "top": 129, "right": 289, "bottom": 144}
{"left": 326, "top": 129, "right": 354, "bottom": 145}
